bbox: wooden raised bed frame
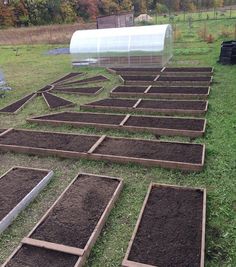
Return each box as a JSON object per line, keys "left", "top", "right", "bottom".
{"left": 2, "top": 173, "right": 123, "bottom": 267}
{"left": 110, "top": 85, "right": 211, "bottom": 100}
{"left": 0, "top": 129, "right": 205, "bottom": 171}
{"left": 27, "top": 111, "right": 207, "bottom": 138}
{"left": 81, "top": 99, "right": 209, "bottom": 117}
{"left": 52, "top": 87, "right": 104, "bottom": 96}
{"left": 122, "top": 183, "right": 206, "bottom": 267}
{"left": 42, "top": 92, "right": 76, "bottom": 110}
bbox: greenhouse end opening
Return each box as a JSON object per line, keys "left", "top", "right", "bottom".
{"left": 70, "top": 24, "right": 173, "bottom": 67}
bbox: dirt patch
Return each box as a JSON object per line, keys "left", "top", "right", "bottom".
{"left": 6, "top": 245, "right": 78, "bottom": 267}
{"left": 0, "top": 93, "right": 35, "bottom": 113}
{"left": 43, "top": 92, "right": 75, "bottom": 109}
{"left": 125, "top": 116, "right": 205, "bottom": 131}
{"left": 128, "top": 185, "right": 203, "bottom": 267}
{"left": 62, "top": 75, "right": 108, "bottom": 86}
{"left": 164, "top": 67, "right": 212, "bottom": 72}
{"left": 149, "top": 86, "right": 209, "bottom": 95}
{"left": 112, "top": 86, "right": 147, "bottom": 93}
{"left": 52, "top": 72, "right": 83, "bottom": 85}
{"left": 137, "top": 99, "right": 207, "bottom": 111}
{"left": 121, "top": 75, "right": 156, "bottom": 81}
{"left": 35, "top": 112, "right": 125, "bottom": 125}
{"left": 31, "top": 174, "right": 119, "bottom": 248}
{"left": 158, "top": 76, "right": 211, "bottom": 82}
{"left": 85, "top": 98, "right": 137, "bottom": 108}
{"left": 53, "top": 87, "right": 102, "bottom": 95}
{"left": 0, "top": 167, "right": 49, "bottom": 221}
{"left": 94, "top": 137, "right": 203, "bottom": 164}
{"left": 0, "top": 129, "right": 99, "bottom": 153}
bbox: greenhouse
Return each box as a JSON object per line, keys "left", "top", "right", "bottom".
{"left": 70, "top": 24, "right": 173, "bottom": 67}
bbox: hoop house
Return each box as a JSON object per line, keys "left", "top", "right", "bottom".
{"left": 70, "top": 24, "right": 173, "bottom": 67}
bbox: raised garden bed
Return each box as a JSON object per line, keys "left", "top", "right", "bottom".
{"left": 42, "top": 92, "right": 75, "bottom": 109}
{"left": 0, "top": 93, "right": 36, "bottom": 114}
{"left": 81, "top": 98, "right": 208, "bottom": 116}
{"left": 52, "top": 86, "right": 103, "bottom": 96}
{"left": 2, "top": 173, "right": 123, "bottom": 267}
{"left": 111, "top": 86, "right": 210, "bottom": 100}
{"left": 0, "top": 129, "right": 7, "bottom": 135}
{"left": 164, "top": 67, "right": 213, "bottom": 72}
{"left": 28, "top": 112, "right": 207, "bottom": 138}
{"left": 0, "top": 167, "right": 53, "bottom": 234}
{"left": 51, "top": 72, "right": 84, "bottom": 85}
{"left": 0, "top": 129, "right": 205, "bottom": 171}
{"left": 123, "top": 183, "right": 206, "bottom": 267}
{"left": 62, "top": 75, "right": 109, "bottom": 86}
{"left": 37, "top": 85, "right": 53, "bottom": 94}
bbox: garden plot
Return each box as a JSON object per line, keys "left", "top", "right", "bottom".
{"left": 123, "top": 183, "right": 206, "bottom": 267}
{"left": 37, "top": 85, "right": 53, "bottom": 94}
{"left": 28, "top": 112, "right": 206, "bottom": 138}
{"left": 51, "top": 72, "right": 84, "bottom": 85}
{"left": 61, "top": 75, "right": 109, "bottom": 86}
{"left": 42, "top": 92, "right": 75, "bottom": 109}
{"left": 111, "top": 85, "right": 210, "bottom": 99}
{"left": 0, "top": 167, "right": 53, "bottom": 234}
{"left": 0, "top": 129, "right": 205, "bottom": 171}
{"left": 52, "top": 86, "right": 103, "bottom": 96}
{"left": 2, "top": 173, "right": 123, "bottom": 267}
{"left": 0, "top": 93, "right": 36, "bottom": 114}
{"left": 81, "top": 98, "right": 208, "bottom": 116}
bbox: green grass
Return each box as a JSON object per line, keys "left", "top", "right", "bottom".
{"left": 0, "top": 18, "right": 236, "bottom": 267}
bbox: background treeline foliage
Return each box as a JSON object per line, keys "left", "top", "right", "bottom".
{"left": 0, "top": 0, "right": 236, "bottom": 27}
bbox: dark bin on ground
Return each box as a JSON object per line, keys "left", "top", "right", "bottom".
{"left": 219, "top": 40, "right": 236, "bottom": 64}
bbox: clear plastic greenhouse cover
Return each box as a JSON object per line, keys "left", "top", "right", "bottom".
{"left": 70, "top": 24, "right": 173, "bottom": 67}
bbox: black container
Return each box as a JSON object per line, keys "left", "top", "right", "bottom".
{"left": 219, "top": 40, "right": 236, "bottom": 65}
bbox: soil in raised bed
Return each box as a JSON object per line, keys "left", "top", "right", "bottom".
{"left": 34, "top": 112, "right": 125, "bottom": 125}
{"left": 43, "top": 92, "right": 75, "bottom": 109}
{"left": 157, "top": 76, "right": 211, "bottom": 82}
{"left": 0, "top": 129, "right": 99, "bottom": 153}
{"left": 148, "top": 86, "right": 209, "bottom": 95}
{"left": 37, "top": 85, "right": 52, "bottom": 93}
{"left": 0, "top": 93, "right": 35, "bottom": 113}
{"left": 0, "top": 167, "right": 49, "bottom": 221}
{"left": 53, "top": 87, "right": 102, "bottom": 94}
{"left": 121, "top": 75, "right": 155, "bottom": 81}
{"left": 125, "top": 116, "right": 205, "bottom": 131}
{"left": 85, "top": 98, "right": 137, "bottom": 108}
{"left": 62, "top": 75, "right": 108, "bottom": 86}
{"left": 94, "top": 137, "right": 203, "bottom": 164}
{"left": 112, "top": 86, "right": 147, "bottom": 93}
{"left": 30, "top": 174, "right": 120, "bottom": 248}
{"left": 137, "top": 99, "right": 207, "bottom": 111}
{"left": 110, "top": 67, "right": 162, "bottom": 72}
{"left": 6, "top": 244, "right": 78, "bottom": 267}
{"left": 52, "top": 72, "right": 83, "bottom": 85}
{"left": 128, "top": 185, "right": 203, "bottom": 267}
{"left": 164, "top": 67, "right": 212, "bottom": 72}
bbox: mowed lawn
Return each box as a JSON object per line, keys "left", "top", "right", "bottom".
{"left": 0, "top": 19, "right": 236, "bottom": 267}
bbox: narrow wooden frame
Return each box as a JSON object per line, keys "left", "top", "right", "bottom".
{"left": 52, "top": 87, "right": 104, "bottom": 96}
{"left": 122, "top": 183, "right": 206, "bottom": 267}
{"left": 61, "top": 75, "right": 109, "bottom": 86}
{"left": 2, "top": 173, "right": 123, "bottom": 267}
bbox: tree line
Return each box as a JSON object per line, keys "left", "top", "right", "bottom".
{"left": 0, "top": 0, "right": 236, "bottom": 27}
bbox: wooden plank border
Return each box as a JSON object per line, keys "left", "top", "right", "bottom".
{"left": 52, "top": 87, "right": 104, "bottom": 96}
{"left": 122, "top": 183, "right": 206, "bottom": 267}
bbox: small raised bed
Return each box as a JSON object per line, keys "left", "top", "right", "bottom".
{"left": 164, "top": 67, "right": 213, "bottom": 72}
{"left": 42, "top": 92, "right": 75, "bottom": 109}
{"left": 81, "top": 98, "right": 208, "bottom": 116}
{"left": 37, "top": 85, "right": 53, "bottom": 94}
{"left": 0, "top": 93, "right": 36, "bottom": 114}
{"left": 111, "top": 85, "right": 210, "bottom": 100}
{"left": 122, "top": 183, "right": 206, "bottom": 267}
{"left": 0, "top": 129, "right": 205, "bottom": 171}
{"left": 2, "top": 173, "right": 123, "bottom": 267}
{"left": 62, "top": 75, "right": 109, "bottom": 86}
{"left": 0, "top": 166, "right": 53, "bottom": 234}
{"left": 52, "top": 86, "right": 103, "bottom": 96}
{"left": 107, "top": 67, "right": 163, "bottom": 76}
{"left": 51, "top": 72, "right": 84, "bottom": 85}
{"left": 28, "top": 112, "right": 207, "bottom": 138}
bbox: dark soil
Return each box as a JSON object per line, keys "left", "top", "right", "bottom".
{"left": 148, "top": 86, "right": 209, "bottom": 95}
{"left": 31, "top": 174, "right": 120, "bottom": 248}
{"left": 62, "top": 75, "right": 108, "bottom": 86}
{"left": 0, "top": 129, "right": 99, "bottom": 153}
{"left": 53, "top": 86, "right": 102, "bottom": 94}
{"left": 125, "top": 116, "right": 205, "bottom": 131}
{"left": 0, "top": 93, "right": 35, "bottom": 113}
{"left": 164, "top": 67, "right": 212, "bottom": 72}
{"left": 137, "top": 99, "right": 207, "bottom": 111}
{"left": 128, "top": 185, "right": 203, "bottom": 267}
{"left": 121, "top": 75, "right": 156, "bottom": 81}
{"left": 43, "top": 92, "right": 74, "bottom": 109}
{"left": 111, "top": 67, "right": 162, "bottom": 72}
{"left": 35, "top": 112, "right": 125, "bottom": 125}
{"left": 94, "top": 137, "right": 203, "bottom": 164}
{"left": 0, "top": 167, "right": 49, "bottom": 220}
{"left": 37, "top": 85, "right": 52, "bottom": 93}
{"left": 52, "top": 72, "right": 83, "bottom": 84}
{"left": 85, "top": 98, "right": 137, "bottom": 108}
{"left": 6, "top": 245, "right": 78, "bottom": 267}
{"left": 0, "top": 129, "right": 6, "bottom": 134}
{"left": 157, "top": 76, "right": 211, "bottom": 82}
{"left": 112, "top": 86, "right": 147, "bottom": 93}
